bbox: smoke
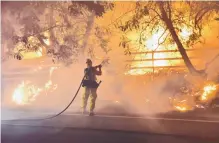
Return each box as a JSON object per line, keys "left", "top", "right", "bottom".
{"left": 2, "top": 2, "right": 219, "bottom": 121}
{"left": 2, "top": 54, "right": 184, "bottom": 120}
{"left": 2, "top": 36, "right": 219, "bottom": 120}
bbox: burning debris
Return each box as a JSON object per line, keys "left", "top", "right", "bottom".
{"left": 170, "top": 81, "right": 219, "bottom": 112}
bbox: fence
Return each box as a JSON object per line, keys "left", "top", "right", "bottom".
{"left": 126, "top": 48, "right": 219, "bottom": 76}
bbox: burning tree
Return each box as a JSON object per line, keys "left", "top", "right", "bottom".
{"left": 1, "top": 1, "right": 113, "bottom": 64}
{"left": 115, "top": 1, "right": 219, "bottom": 76}
{"left": 108, "top": 1, "right": 219, "bottom": 112}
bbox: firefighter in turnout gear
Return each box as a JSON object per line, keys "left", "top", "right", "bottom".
{"left": 82, "top": 59, "right": 102, "bottom": 116}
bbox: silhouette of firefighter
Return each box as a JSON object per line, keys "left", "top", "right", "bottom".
{"left": 81, "top": 59, "right": 102, "bottom": 116}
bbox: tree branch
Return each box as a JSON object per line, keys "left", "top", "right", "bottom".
{"left": 195, "top": 4, "right": 219, "bottom": 28}
{"left": 158, "top": 2, "right": 206, "bottom": 76}
{"left": 154, "top": 28, "right": 169, "bottom": 51}
{"left": 28, "top": 20, "right": 85, "bottom": 39}
{"left": 108, "top": 8, "right": 136, "bottom": 27}
{"left": 139, "top": 15, "right": 159, "bottom": 38}
{"left": 149, "top": 7, "right": 163, "bottom": 20}
{"left": 205, "top": 53, "right": 219, "bottom": 70}
{"left": 195, "top": 8, "right": 211, "bottom": 28}
{"left": 159, "top": 27, "right": 168, "bottom": 42}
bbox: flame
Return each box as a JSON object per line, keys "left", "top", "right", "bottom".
{"left": 45, "top": 80, "right": 52, "bottom": 89}
{"left": 12, "top": 81, "right": 42, "bottom": 105}
{"left": 180, "top": 27, "right": 192, "bottom": 40}
{"left": 172, "top": 82, "right": 218, "bottom": 112}
{"left": 145, "top": 27, "right": 167, "bottom": 51}
{"left": 50, "top": 67, "right": 58, "bottom": 76}
{"left": 175, "top": 106, "right": 188, "bottom": 112}
{"left": 12, "top": 67, "right": 59, "bottom": 105}
{"left": 126, "top": 27, "right": 192, "bottom": 75}
{"left": 170, "top": 97, "right": 191, "bottom": 112}
{"left": 45, "top": 80, "right": 58, "bottom": 91}
{"left": 200, "top": 84, "right": 217, "bottom": 101}
{"left": 173, "top": 99, "right": 194, "bottom": 112}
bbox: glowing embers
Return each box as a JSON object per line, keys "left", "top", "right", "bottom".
{"left": 174, "top": 106, "right": 187, "bottom": 112}
{"left": 45, "top": 80, "right": 58, "bottom": 91}
{"left": 125, "top": 69, "right": 148, "bottom": 75}
{"left": 172, "top": 82, "right": 218, "bottom": 112}
{"left": 170, "top": 97, "right": 194, "bottom": 112}
{"left": 174, "top": 104, "right": 193, "bottom": 112}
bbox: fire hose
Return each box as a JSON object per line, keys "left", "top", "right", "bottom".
{"left": 2, "top": 61, "right": 106, "bottom": 121}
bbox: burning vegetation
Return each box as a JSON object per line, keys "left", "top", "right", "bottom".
{"left": 2, "top": 1, "right": 219, "bottom": 114}
{"left": 12, "top": 67, "right": 58, "bottom": 105}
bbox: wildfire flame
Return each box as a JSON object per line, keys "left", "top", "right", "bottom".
{"left": 126, "top": 27, "right": 192, "bottom": 75}
{"left": 170, "top": 97, "right": 193, "bottom": 112}
{"left": 200, "top": 84, "right": 217, "bottom": 101}
{"left": 12, "top": 67, "right": 58, "bottom": 105}
{"left": 12, "top": 81, "right": 42, "bottom": 105}
{"left": 172, "top": 83, "right": 218, "bottom": 112}
{"left": 175, "top": 106, "right": 188, "bottom": 112}
{"left": 124, "top": 26, "right": 219, "bottom": 113}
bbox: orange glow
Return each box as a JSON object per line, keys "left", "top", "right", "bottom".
{"left": 175, "top": 106, "right": 188, "bottom": 112}
{"left": 200, "top": 83, "right": 217, "bottom": 101}
{"left": 172, "top": 82, "right": 218, "bottom": 112}
{"left": 126, "top": 27, "right": 192, "bottom": 75}
{"left": 21, "top": 47, "right": 43, "bottom": 60}
{"left": 145, "top": 27, "right": 168, "bottom": 51}
{"left": 12, "top": 67, "right": 58, "bottom": 105}
{"left": 180, "top": 27, "right": 193, "bottom": 40}
{"left": 12, "top": 81, "right": 42, "bottom": 105}
{"left": 172, "top": 100, "right": 194, "bottom": 112}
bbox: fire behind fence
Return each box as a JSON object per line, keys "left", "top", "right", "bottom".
{"left": 125, "top": 47, "right": 218, "bottom": 76}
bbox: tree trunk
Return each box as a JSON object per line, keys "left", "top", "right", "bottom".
{"left": 158, "top": 3, "right": 205, "bottom": 76}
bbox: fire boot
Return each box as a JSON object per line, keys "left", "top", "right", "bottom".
{"left": 89, "top": 111, "right": 95, "bottom": 116}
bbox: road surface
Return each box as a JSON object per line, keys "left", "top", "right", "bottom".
{"left": 2, "top": 112, "right": 219, "bottom": 143}
{"left": 2, "top": 123, "right": 217, "bottom": 143}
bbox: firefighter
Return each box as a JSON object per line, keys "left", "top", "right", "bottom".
{"left": 82, "top": 59, "right": 102, "bottom": 116}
